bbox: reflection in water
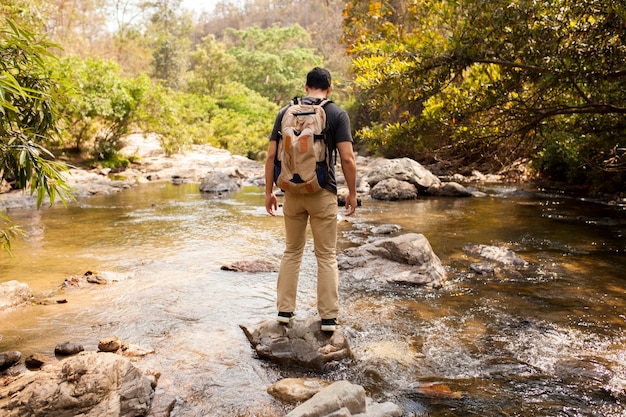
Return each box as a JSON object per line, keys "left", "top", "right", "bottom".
{"left": 1, "top": 182, "right": 625, "bottom": 416}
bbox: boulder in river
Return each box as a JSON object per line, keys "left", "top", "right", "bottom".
{"left": 426, "top": 181, "right": 475, "bottom": 197}
{"left": 463, "top": 243, "right": 529, "bottom": 267}
{"left": 54, "top": 341, "right": 85, "bottom": 356}
{"left": 364, "top": 157, "right": 441, "bottom": 192}
{"left": 286, "top": 380, "right": 403, "bottom": 417}
{"left": 0, "top": 351, "right": 21, "bottom": 371}
{"left": 338, "top": 233, "right": 447, "bottom": 288}
{"left": 199, "top": 169, "right": 243, "bottom": 193}
{"left": 0, "top": 280, "right": 32, "bottom": 312}
{"left": 370, "top": 178, "right": 418, "bottom": 201}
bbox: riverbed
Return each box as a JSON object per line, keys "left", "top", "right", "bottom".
{"left": 1, "top": 180, "right": 625, "bottom": 416}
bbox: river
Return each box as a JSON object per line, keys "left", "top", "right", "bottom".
{"left": 0, "top": 181, "right": 625, "bottom": 416}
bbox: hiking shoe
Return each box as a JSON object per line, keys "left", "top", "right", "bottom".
{"left": 320, "top": 318, "right": 337, "bottom": 332}
{"left": 277, "top": 312, "right": 294, "bottom": 323}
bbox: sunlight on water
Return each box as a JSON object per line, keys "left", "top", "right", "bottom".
{"left": 1, "top": 181, "right": 625, "bottom": 416}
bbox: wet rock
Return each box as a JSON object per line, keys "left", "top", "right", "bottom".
{"left": 199, "top": 170, "right": 242, "bottom": 193}
{"left": 0, "top": 351, "right": 21, "bottom": 370}
{"left": 90, "top": 270, "right": 132, "bottom": 284}
{"left": 268, "top": 378, "right": 333, "bottom": 404}
{"left": 55, "top": 341, "right": 85, "bottom": 356}
{"left": 463, "top": 243, "right": 529, "bottom": 267}
{"left": 362, "top": 398, "right": 405, "bottom": 417}
{"left": 63, "top": 168, "right": 134, "bottom": 199}
{"left": 24, "top": 353, "right": 53, "bottom": 369}
{"left": 0, "top": 280, "right": 32, "bottom": 311}
{"left": 338, "top": 233, "right": 447, "bottom": 288}
{"left": 370, "top": 224, "right": 402, "bottom": 235}
{"left": 365, "top": 158, "right": 441, "bottom": 192}
{"left": 426, "top": 181, "right": 474, "bottom": 197}
{"left": 370, "top": 178, "right": 418, "bottom": 201}
{"left": 220, "top": 259, "right": 279, "bottom": 273}
{"left": 120, "top": 343, "right": 156, "bottom": 358}
{"left": 0, "top": 351, "right": 154, "bottom": 417}
{"left": 147, "top": 392, "right": 177, "bottom": 417}
{"left": 451, "top": 169, "right": 503, "bottom": 184}
{"left": 337, "top": 188, "right": 365, "bottom": 207}
{"left": 63, "top": 270, "right": 133, "bottom": 287}
{"left": 469, "top": 263, "right": 495, "bottom": 275}
{"left": 286, "top": 380, "right": 403, "bottom": 417}
{"left": 287, "top": 380, "right": 365, "bottom": 417}
{"left": 413, "top": 382, "right": 463, "bottom": 399}
{"left": 240, "top": 317, "right": 352, "bottom": 370}
{"left": 99, "top": 336, "right": 123, "bottom": 353}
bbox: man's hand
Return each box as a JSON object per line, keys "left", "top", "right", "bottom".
{"left": 265, "top": 192, "right": 278, "bottom": 216}
{"left": 344, "top": 193, "right": 357, "bottom": 216}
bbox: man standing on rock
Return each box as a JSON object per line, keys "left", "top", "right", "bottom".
{"left": 264, "top": 67, "right": 358, "bottom": 332}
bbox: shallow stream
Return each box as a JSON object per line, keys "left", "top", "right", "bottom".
{"left": 1, "top": 182, "right": 625, "bottom": 416}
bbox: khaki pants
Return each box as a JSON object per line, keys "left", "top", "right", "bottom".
{"left": 277, "top": 189, "right": 339, "bottom": 319}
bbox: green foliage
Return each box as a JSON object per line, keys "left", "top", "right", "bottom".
{"left": 1, "top": 18, "right": 73, "bottom": 254}
{"left": 137, "top": 84, "right": 218, "bottom": 155}
{"left": 345, "top": 0, "right": 626, "bottom": 193}
{"left": 224, "top": 24, "right": 323, "bottom": 103}
{"left": 146, "top": 0, "right": 193, "bottom": 89}
{"left": 54, "top": 56, "right": 150, "bottom": 164}
{"left": 186, "top": 34, "right": 237, "bottom": 95}
{"left": 0, "top": 19, "right": 73, "bottom": 206}
{"left": 210, "top": 81, "right": 278, "bottom": 159}
{"left": 0, "top": 212, "right": 25, "bottom": 256}
{"left": 138, "top": 81, "right": 277, "bottom": 160}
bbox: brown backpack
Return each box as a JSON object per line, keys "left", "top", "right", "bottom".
{"left": 274, "top": 97, "right": 332, "bottom": 193}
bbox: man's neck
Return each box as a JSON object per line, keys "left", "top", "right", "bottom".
{"left": 305, "top": 87, "right": 329, "bottom": 99}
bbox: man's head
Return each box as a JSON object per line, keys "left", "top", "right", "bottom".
{"left": 306, "top": 67, "right": 332, "bottom": 91}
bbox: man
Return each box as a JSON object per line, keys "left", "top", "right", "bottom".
{"left": 264, "top": 67, "right": 357, "bottom": 332}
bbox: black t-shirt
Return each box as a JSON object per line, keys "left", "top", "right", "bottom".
{"left": 270, "top": 97, "right": 352, "bottom": 194}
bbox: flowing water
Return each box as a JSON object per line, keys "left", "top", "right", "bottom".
{"left": 1, "top": 182, "right": 625, "bottom": 416}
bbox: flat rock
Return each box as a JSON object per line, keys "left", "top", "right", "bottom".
{"left": 220, "top": 259, "right": 278, "bottom": 272}
{"left": 240, "top": 317, "right": 352, "bottom": 370}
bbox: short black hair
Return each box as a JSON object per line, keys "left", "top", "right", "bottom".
{"left": 306, "top": 67, "right": 332, "bottom": 90}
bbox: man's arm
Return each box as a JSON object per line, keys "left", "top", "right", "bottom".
{"left": 336, "top": 141, "right": 357, "bottom": 216}
{"left": 264, "top": 140, "right": 278, "bottom": 216}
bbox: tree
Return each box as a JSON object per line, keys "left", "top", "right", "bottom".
{"left": 54, "top": 56, "right": 150, "bottom": 163}
{"left": 224, "top": 24, "right": 323, "bottom": 103}
{"left": 344, "top": 0, "right": 626, "bottom": 193}
{"left": 146, "top": 0, "right": 193, "bottom": 89}
{"left": 45, "top": 0, "right": 109, "bottom": 55}
{"left": 1, "top": 19, "right": 74, "bottom": 253}
{"left": 186, "top": 34, "right": 237, "bottom": 95}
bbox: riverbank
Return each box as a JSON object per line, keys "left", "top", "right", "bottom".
{"left": 0, "top": 134, "right": 265, "bottom": 211}
{"left": 2, "top": 134, "right": 624, "bottom": 212}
